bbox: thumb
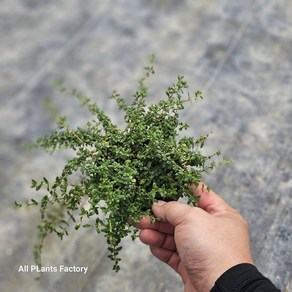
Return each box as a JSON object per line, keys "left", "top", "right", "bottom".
{"left": 194, "top": 182, "right": 232, "bottom": 214}
{"left": 152, "top": 182, "right": 233, "bottom": 225}
{"left": 152, "top": 201, "right": 197, "bottom": 227}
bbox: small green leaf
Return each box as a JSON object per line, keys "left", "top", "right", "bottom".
{"left": 30, "top": 199, "right": 38, "bottom": 205}
{"left": 14, "top": 201, "right": 22, "bottom": 208}
{"left": 31, "top": 179, "right": 37, "bottom": 188}
{"left": 195, "top": 90, "right": 203, "bottom": 99}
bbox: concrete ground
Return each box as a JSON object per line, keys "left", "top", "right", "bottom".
{"left": 0, "top": 0, "right": 291, "bottom": 291}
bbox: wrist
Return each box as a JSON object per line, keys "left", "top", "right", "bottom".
{"left": 194, "top": 259, "right": 254, "bottom": 291}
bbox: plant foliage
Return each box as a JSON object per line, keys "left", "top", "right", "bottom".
{"left": 17, "top": 56, "right": 220, "bottom": 272}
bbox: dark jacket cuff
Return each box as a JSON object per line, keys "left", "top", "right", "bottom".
{"left": 210, "top": 263, "right": 280, "bottom": 291}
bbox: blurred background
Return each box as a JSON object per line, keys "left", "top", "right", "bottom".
{"left": 0, "top": 0, "right": 291, "bottom": 291}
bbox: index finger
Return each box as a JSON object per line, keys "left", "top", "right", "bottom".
{"left": 136, "top": 214, "right": 175, "bottom": 235}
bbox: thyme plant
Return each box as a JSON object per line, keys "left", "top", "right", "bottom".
{"left": 17, "top": 57, "right": 220, "bottom": 272}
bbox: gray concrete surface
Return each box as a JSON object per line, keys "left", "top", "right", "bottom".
{"left": 0, "top": 0, "right": 291, "bottom": 291}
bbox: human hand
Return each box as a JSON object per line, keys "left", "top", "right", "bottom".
{"left": 136, "top": 183, "right": 254, "bottom": 292}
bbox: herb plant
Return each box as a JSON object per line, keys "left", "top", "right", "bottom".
{"left": 17, "top": 56, "right": 220, "bottom": 272}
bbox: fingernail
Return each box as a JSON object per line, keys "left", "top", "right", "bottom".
{"left": 153, "top": 200, "right": 166, "bottom": 207}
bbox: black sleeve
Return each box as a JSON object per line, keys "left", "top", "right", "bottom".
{"left": 210, "top": 263, "right": 281, "bottom": 291}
